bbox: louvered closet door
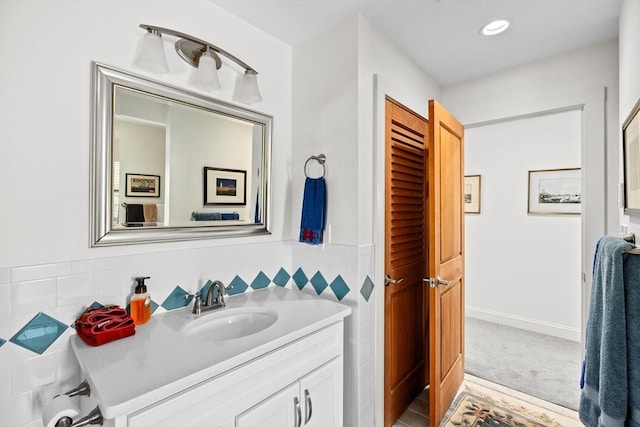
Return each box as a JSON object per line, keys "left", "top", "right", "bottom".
{"left": 384, "top": 98, "right": 429, "bottom": 427}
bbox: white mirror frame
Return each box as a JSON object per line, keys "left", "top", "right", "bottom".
{"left": 90, "top": 62, "right": 272, "bottom": 247}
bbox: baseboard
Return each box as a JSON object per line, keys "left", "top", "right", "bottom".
{"left": 466, "top": 306, "right": 581, "bottom": 342}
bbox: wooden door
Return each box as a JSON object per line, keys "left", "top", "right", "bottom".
{"left": 427, "top": 99, "right": 465, "bottom": 426}
{"left": 384, "top": 98, "right": 429, "bottom": 426}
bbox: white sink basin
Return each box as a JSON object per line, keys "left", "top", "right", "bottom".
{"left": 183, "top": 307, "right": 278, "bottom": 340}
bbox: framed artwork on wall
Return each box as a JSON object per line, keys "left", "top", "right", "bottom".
{"left": 623, "top": 97, "right": 640, "bottom": 215}
{"left": 125, "top": 173, "right": 160, "bottom": 198}
{"left": 203, "top": 167, "right": 247, "bottom": 206}
{"left": 464, "top": 175, "right": 481, "bottom": 214}
{"left": 527, "top": 168, "right": 581, "bottom": 215}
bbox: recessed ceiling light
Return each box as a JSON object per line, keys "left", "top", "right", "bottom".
{"left": 481, "top": 19, "right": 510, "bottom": 36}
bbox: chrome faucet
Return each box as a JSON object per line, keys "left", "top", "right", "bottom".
{"left": 205, "top": 280, "right": 227, "bottom": 308}
{"left": 187, "top": 280, "right": 233, "bottom": 315}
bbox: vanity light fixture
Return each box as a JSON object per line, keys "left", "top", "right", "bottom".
{"left": 481, "top": 19, "right": 510, "bottom": 36}
{"left": 133, "top": 24, "right": 262, "bottom": 104}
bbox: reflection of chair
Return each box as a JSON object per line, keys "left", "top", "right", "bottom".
{"left": 125, "top": 204, "right": 157, "bottom": 226}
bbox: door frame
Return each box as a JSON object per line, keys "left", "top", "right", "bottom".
{"left": 372, "top": 74, "right": 607, "bottom": 426}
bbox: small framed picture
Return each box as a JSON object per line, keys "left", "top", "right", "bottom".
{"left": 204, "top": 167, "right": 247, "bottom": 206}
{"left": 623, "top": 97, "right": 640, "bottom": 215}
{"left": 464, "top": 175, "right": 481, "bottom": 214}
{"left": 125, "top": 173, "right": 160, "bottom": 198}
{"left": 527, "top": 168, "right": 581, "bottom": 215}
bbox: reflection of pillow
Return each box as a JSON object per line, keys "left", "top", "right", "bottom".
{"left": 192, "top": 212, "right": 221, "bottom": 221}
{"left": 126, "top": 204, "right": 144, "bottom": 224}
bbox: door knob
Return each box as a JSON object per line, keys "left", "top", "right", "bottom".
{"left": 385, "top": 275, "right": 405, "bottom": 286}
{"left": 423, "top": 277, "right": 451, "bottom": 287}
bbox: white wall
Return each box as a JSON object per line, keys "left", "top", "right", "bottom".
{"left": 292, "top": 14, "right": 442, "bottom": 427}
{"left": 0, "top": 0, "right": 292, "bottom": 268}
{"left": 0, "top": 2, "right": 294, "bottom": 425}
{"left": 464, "top": 110, "right": 582, "bottom": 340}
{"left": 619, "top": 0, "right": 640, "bottom": 234}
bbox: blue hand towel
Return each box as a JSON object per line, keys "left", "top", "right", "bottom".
{"left": 299, "top": 177, "right": 326, "bottom": 244}
{"left": 579, "top": 236, "right": 640, "bottom": 427}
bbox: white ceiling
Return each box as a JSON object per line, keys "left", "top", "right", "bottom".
{"left": 212, "top": 0, "right": 621, "bottom": 86}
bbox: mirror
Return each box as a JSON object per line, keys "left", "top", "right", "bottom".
{"left": 91, "top": 62, "right": 272, "bottom": 246}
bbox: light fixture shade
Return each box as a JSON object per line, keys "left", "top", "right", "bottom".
{"left": 134, "top": 30, "right": 169, "bottom": 74}
{"left": 192, "top": 50, "right": 221, "bottom": 91}
{"left": 233, "top": 70, "right": 262, "bottom": 105}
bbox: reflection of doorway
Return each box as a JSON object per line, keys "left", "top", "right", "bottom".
{"left": 383, "top": 98, "right": 466, "bottom": 427}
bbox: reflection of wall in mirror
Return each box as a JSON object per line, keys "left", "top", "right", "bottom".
{"left": 170, "top": 106, "right": 254, "bottom": 224}
{"left": 114, "top": 119, "right": 166, "bottom": 226}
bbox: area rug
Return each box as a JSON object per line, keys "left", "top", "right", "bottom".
{"left": 440, "top": 376, "right": 582, "bottom": 427}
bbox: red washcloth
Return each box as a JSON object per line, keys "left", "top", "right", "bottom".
{"left": 75, "top": 305, "right": 135, "bottom": 346}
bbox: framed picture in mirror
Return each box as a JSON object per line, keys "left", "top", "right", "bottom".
{"left": 125, "top": 173, "right": 160, "bottom": 198}
{"left": 623, "top": 98, "right": 640, "bottom": 215}
{"left": 204, "top": 167, "right": 247, "bottom": 206}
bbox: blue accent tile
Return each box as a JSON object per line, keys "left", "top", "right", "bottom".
{"left": 162, "top": 286, "right": 191, "bottom": 311}
{"left": 272, "top": 268, "right": 291, "bottom": 287}
{"left": 0, "top": 338, "right": 5, "bottom": 348}
{"left": 89, "top": 301, "right": 105, "bottom": 310}
{"left": 360, "top": 275, "right": 375, "bottom": 302}
{"left": 10, "top": 312, "right": 68, "bottom": 355}
{"left": 330, "top": 275, "right": 350, "bottom": 301}
{"left": 310, "top": 271, "right": 328, "bottom": 295}
{"left": 293, "top": 268, "right": 308, "bottom": 290}
{"left": 251, "top": 271, "right": 271, "bottom": 290}
{"left": 228, "top": 276, "right": 249, "bottom": 295}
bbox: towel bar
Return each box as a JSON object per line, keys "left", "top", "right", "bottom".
{"left": 304, "top": 154, "right": 326, "bottom": 178}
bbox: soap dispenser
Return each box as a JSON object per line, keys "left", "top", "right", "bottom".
{"left": 130, "top": 276, "right": 152, "bottom": 325}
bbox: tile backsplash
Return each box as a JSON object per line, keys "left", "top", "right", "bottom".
{"left": 0, "top": 241, "right": 376, "bottom": 426}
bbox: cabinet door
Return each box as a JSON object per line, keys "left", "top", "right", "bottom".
{"left": 300, "top": 357, "right": 343, "bottom": 427}
{"left": 236, "top": 383, "right": 300, "bottom": 427}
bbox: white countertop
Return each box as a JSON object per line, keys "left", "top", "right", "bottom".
{"left": 70, "top": 287, "right": 351, "bottom": 419}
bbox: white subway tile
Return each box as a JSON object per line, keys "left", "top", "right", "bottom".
{"left": 0, "top": 284, "right": 11, "bottom": 317}
{"left": 12, "top": 352, "right": 58, "bottom": 395}
{"left": 0, "top": 390, "right": 34, "bottom": 427}
{"left": 73, "top": 256, "right": 124, "bottom": 274}
{"left": 0, "top": 267, "right": 10, "bottom": 284}
{"left": 11, "top": 279, "right": 57, "bottom": 315}
{"left": 12, "top": 263, "right": 72, "bottom": 283}
{"left": 94, "top": 269, "right": 128, "bottom": 302}
{"left": 57, "top": 274, "right": 95, "bottom": 307}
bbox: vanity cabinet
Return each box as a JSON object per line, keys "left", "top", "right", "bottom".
{"left": 236, "top": 357, "right": 342, "bottom": 427}
{"left": 117, "top": 322, "right": 344, "bottom": 427}
{"left": 71, "top": 288, "right": 350, "bottom": 427}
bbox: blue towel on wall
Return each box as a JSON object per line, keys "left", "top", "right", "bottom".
{"left": 299, "top": 177, "right": 326, "bottom": 245}
{"left": 579, "top": 236, "right": 640, "bottom": 427}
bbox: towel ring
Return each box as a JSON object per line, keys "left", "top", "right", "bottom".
{"left": 304, "top": 154, "right": 326, "bottom": 178}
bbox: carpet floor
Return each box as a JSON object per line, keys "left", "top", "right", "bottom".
{"left": 465, "top": 317, "right": 582, "bottom": 410}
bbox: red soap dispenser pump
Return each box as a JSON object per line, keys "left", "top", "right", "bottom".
{"left": 130, "top": 276, "right": 151, "bottom": 325}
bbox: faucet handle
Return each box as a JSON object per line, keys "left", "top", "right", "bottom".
{"left": 185, "top": 292, "right": 202, "bottom": 314}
